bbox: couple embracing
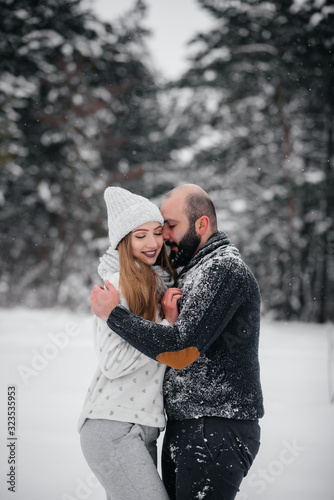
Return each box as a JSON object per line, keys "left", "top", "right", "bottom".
{"left": 78, "top": 184, "right": 264, "bottom": 500}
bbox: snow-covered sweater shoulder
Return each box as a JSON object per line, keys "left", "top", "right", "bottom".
{"left": 107, "top": 232, "right": 264, "bottom": 421}
{"left": 78, "top": 271, "right": 167, "bottom": 431}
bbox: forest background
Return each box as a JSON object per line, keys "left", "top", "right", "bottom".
{"left": 0, "top": 0, "right": 333, "bottom": 323}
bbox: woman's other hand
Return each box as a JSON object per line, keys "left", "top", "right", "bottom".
{"left": 161, "top": 288, "right": 182, "bottom": 325}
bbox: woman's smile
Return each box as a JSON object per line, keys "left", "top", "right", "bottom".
{"left": 142, "top": 250, "right": 157, "bottom": 258}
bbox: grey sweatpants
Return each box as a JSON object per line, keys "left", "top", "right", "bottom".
{"left": 80, "top": 418, "right": 169, "bottom": 500}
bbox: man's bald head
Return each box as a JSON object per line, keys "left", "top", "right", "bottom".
{"left": 164, "top": 184, "right": 217, "bottom": 233}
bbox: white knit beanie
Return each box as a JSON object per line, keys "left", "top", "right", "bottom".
{"left": 104, "top": 187, "right": 164, "bottom": 249}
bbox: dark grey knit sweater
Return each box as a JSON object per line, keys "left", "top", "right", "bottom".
{"left": 107, "top": 231, "right": 264, "bottom": 421}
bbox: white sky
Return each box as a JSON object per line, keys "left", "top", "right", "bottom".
{"left": 88, "top": 0, "right": 214, "bottom": 78}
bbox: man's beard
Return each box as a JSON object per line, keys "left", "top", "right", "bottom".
{"left": 167, "top": 224, "right": 201, "bottom": 269}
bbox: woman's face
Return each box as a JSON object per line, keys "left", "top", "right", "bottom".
{"left": 130, "top": 221, "right": 163, "bottom": 265}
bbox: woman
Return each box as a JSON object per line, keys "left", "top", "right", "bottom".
{"left": 78, "top": 187, "right": 180, "bottom": 500}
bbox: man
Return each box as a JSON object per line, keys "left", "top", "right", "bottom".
{"left": 91, "top": 184, "right": 264, "bottom": 500}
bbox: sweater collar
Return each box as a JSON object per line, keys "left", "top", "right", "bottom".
{"left": 98, "top": 246, "right": 120, "bottom": 280}
{"left": 178, "top": 231, "right": 237, "bottom": 278}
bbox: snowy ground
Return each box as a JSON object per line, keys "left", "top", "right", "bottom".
{"left": 0, "top": 308, "right": 333, "bottom": 500}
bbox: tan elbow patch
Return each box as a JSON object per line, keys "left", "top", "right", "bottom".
{"left": 156, "top": 346, "right": 200, "bottom": 369}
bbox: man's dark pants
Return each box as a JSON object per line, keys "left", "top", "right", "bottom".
{"left": 162, "top": 416, "right": 261, "bottom": 500}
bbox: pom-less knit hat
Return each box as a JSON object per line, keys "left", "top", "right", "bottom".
{"left": 104, "top": 187, "right": 164, "bottom": 249}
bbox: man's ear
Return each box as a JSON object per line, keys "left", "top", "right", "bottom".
{"left": 196, "top": 216, "right": 210, "bottom": 236}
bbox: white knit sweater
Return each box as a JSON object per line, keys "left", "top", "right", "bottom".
{"left": 78, "top": 271, "right": 167, "bottom": 431}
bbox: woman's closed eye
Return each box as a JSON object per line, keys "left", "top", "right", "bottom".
{"left": 135, "top": 233, "right": 162, "bottom": 239}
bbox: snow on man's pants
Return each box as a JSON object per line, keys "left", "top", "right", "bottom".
{"left": 80, "top": 418, "right": 169, "bottom": 500}
{"left": 162, "top": 416, "right": 261, "bottom": 500}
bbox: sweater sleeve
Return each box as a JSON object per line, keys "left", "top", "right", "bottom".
{"left": 94, "top": 273, "right": 153, "bottom": 379}
{"left": 107, "top": 256, "right": 247, "bottom": 369}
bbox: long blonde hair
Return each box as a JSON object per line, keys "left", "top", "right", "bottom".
{"left": 118, "top": 234, "right": 177, "bottom": 321}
